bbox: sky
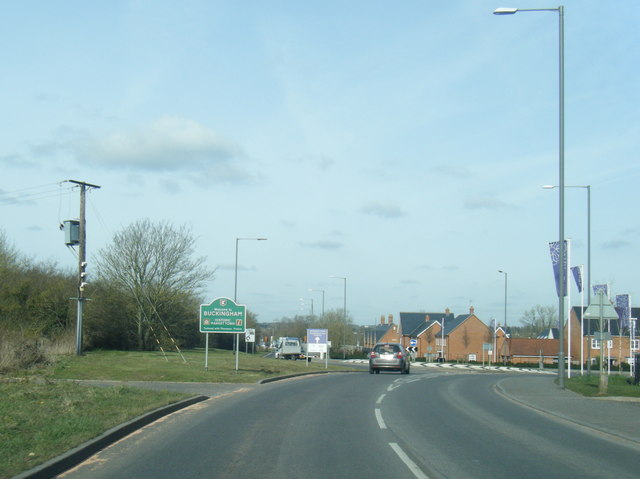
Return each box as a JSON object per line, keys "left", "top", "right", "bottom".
{"left": 1, "top": 0, "right": 638, "bottom": 327}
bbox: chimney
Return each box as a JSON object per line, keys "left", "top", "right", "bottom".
{"left": 380, "top": 315, "right": 385, "bottom": 325}
{"left": 445, "top": 307, "right": 450, "bottom": 315}
{"left": 469, "top": 306, "right": 475, "bottom": 315}
{"left": 425, "top": 314, "right": 430, "bottom": 323}
{"left": 388, "top": 314, "right": 393, "bottom": 324}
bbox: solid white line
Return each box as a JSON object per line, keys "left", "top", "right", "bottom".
{"left": 376, "top": 394, "right": 386, "bottom": 404}
{"left": 389, "top": 443, "right": 429, "bottom": 479}
{"left": 375, "top": 408, "right": 387, "bottom": 429}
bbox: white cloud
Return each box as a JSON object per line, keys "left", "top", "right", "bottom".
{"left": 299, "top": 240, "right": 343, "bottom": 250}
{"left": 463, "top": 194, "right": 512, "bottom": 210}
{"left": 78, "top": 116, "right": 241, "bottom": 171}
{"left": 360, "top": 201, "right": 404, "bottom": 219}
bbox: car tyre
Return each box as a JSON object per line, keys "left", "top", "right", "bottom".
{"left": 369, "top": 367, "right": 374, "bottom": 374}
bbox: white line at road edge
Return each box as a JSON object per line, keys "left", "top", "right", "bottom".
{"left": 389, "top": 442, "right": 429, "bottom": 479}
{"left": 376, "top": 394, "right": 386, "bottom": 405}
{"left": 375, "top": 408, "right": 387, "bottom": 429}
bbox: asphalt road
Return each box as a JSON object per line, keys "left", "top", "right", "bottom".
{"left": 57, "top": 370, "right": 640, "bottom": 479}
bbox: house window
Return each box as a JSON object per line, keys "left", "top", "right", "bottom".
{"left": 632, "top": 340, "right": 639, "bottom": 351}
{"left": 591, "top": 339, "right": 614, "bottom": 350}
{"left": 436, "top": 337, "right": 447, "bottom": 347}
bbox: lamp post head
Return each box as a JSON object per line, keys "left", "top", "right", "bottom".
{"left": 542, "top": 185, "right": 557, "bottom": 189}
{"left": 494, "top": 7, "right": 518, "bottom": 15}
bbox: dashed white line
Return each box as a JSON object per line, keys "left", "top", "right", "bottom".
{"left": 389, "top": 442, "right": 429, "bottom": 479}
{"left": 375, "top": 408, "right": 387, "bottom": 429}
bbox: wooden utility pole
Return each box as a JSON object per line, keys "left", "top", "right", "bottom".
{"left": 68, "top": 180, "right": 101, "bottom": 355}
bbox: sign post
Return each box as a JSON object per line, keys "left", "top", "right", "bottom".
{"left": 583, "top": 291, "right": 619, "bottom": 394}
{"left": 200, "top": 297, "right": 247, "bottom": 372}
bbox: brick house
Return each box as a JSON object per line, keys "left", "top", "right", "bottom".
{"left": 505, "top": 338, "right": 559, "bottom": 365}
{"left": 398, "top": 307, "right": 497, "bottom": 362}
{"left": 364, "top": 315, "right": 399, "bottom": 349}
{"left": 567, "top": 306, "right": 640, "bottom": 367}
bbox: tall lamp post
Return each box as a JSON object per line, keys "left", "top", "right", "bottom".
{"left": 330, "top": 275, "right": 347, "bottom": 359}
{"left": 494, "top": 4, "right": 566, "bottom": 388}
{"left": 234, "top": 237, "right": 267, "bottom": 371}
{"left": 498, "top": 270, "right": 508, "bottom": 328}
{"left": 308, "top": 289, "right": 325, "bottom": 318}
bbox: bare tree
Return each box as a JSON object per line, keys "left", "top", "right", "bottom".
{"left": 95, "top": 219, "right": 214, "bottom": 350}
{"left": 518, "top": 305, "right": 558, "bottom": 337}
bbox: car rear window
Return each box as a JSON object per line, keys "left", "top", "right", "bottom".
{"left": 374, "top": 344, "right": 400, "bottom": 353}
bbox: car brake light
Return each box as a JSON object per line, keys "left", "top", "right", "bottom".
{"left": 370, "top": 352, "right": 378, "bottom": 358}
{"left": 397, "top": 352, "right": 403, "bottom": 358}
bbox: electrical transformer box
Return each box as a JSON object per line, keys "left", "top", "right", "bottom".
{"left": 64, "top": 220, "right": 80, "bottom": 246}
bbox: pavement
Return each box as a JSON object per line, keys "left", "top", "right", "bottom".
{"left": 12, "top": 368, "right": 640, "bottom": 479}
{"left": 496, "top": 374, "right": 640, "bottom": 445}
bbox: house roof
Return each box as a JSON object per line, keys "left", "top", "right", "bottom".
{"left": 371, "top": 323, "right": 393, "bottom": 343}
{"left": 537, "top": 328, "right": 559, "bottom": 339}
{"left": 399, "top": 312, "right": 455, "bottom": 337}
{"left": 572, "top": 306, "right": 640, "bottom": 335}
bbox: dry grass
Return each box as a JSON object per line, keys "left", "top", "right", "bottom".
{"left": 0, "top": 328, "right": 75, "bottom": 373}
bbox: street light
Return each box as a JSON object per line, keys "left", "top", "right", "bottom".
{"left": 308, "top": 289, "right": 325, "bottom": 318}
{"left": 330, "top": 275, "right": 347, "bottom": 359}
{"left": 299, "top": 297, "right": 314, "bottom": 316}
{"left": 498, "top": 270, "right": 508, "bottom": 328}
{"left": 234, "top": 237, "right": 267, "bottom": 371}
{"left": 494, "top": 4, "right": 566, "bottom": 388}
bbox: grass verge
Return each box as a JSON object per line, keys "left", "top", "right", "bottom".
{"left": 564, "top": 374, "right": 640, "bottom": 398}
{"left": 0, "top": 381, "right": 188, "bottom": 479}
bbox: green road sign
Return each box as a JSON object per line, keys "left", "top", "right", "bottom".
{"left": 200, "top": 297, "right": 246, "bottom": 333}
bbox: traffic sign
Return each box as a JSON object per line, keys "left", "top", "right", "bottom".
{"left": 307, "top": 328, "right": 328, "bottom": 353}
{"left": 200, "top": 297, "right": 246, "bottom": 333}
{"left": 245, "top": 328, "right": 255, "bottom": 343}
{"left": 409, "top": 338, "right": 417, "bottom": 347}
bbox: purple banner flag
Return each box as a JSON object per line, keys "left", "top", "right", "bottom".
{"left": 616, "top": 294, "right": 631, "bottom": 329}
{"left": 549, "top": 241, "right": 568, "bottom": 297}
{"left": 570, "top": 266, "right": 583, "bottom": 293}
{"left": 592, "top": 284, "right": 609, "bottom": 298}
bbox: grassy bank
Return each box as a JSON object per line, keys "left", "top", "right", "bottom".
{"left": 564, "top": 374, "right": 640, "bottom": 398}
{"left": 1, "top": 349, "right": 355, "bottom": 478}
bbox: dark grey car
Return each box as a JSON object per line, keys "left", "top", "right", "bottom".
{"left": 369, "top": 342, "right": 410, "bottom": 374}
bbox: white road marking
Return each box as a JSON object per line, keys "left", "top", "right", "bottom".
{"left": 376, "top": 394, "right": 386, "bottom": 404}
{"left": 389, "top": 442, "right": 429, "bottom": 479}
{"left": 375, "top": 408, "right": 387, "bottom": 429}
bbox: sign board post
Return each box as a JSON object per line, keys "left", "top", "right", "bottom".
{"left": 200, "top": 297, "right": 246, "bottom": 371}
{"left": 583, "top": 291, "right": 619, "bottom": 393}
{"left": 245, "top": 328, "right": 255, "bottom": 354}
{"left": 482, "top": 343, "right": 493, "bottom": 367}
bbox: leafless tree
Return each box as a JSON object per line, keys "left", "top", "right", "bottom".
{"left": 95, "top": 219, "right": 214, "bottom": 350}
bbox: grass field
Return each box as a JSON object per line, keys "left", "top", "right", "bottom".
{"left": 0, "top": 349, "right": 355, "bottom": 479}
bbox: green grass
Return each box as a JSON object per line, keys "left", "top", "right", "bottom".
{"left": 0, "top": 381, "right": 188, "bottom": 479}
{"left": 565, "top": 374, "right": 640, "bottom": 398}
{"left": 1, "top": 349, "right": 356, "bottom": 479}
{"left": 49, "top": 349, "right": 352, "bottom": 383}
